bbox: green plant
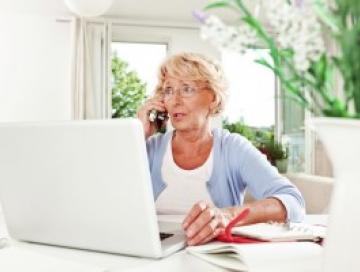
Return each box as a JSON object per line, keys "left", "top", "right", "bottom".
{"left": 222, "top": 119, "right": 284, "bottom": 163}
{"left": 222, "top": 118, "right": 256, "bottom": 143}
{"left": 222, "top": 119, "right": 274, "bottom": 146}
{"left": 259, "top": 136, "right": 289, "bottom": 166}
{"left": 111, "top": 52, "right": 147, "bottom": 118}
{"left": 195, "top": 0, "right": 360, "bottom": 118}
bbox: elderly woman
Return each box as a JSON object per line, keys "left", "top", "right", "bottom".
{"left": 137, "top": 52, "right": 304, "bottom": 246}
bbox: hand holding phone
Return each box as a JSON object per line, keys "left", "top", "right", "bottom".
{"left": 149, "top": 109, "right": 168, "bottom": 130}
{"left": 137, "top": 96, "right": 167, "bottom": 138}
{"left": 148, "top": 109, "right": 165, "bottom": 122}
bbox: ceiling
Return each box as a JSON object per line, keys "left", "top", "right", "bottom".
{"left": 3, "top": 0, "right": 257, "bottom": 24}
{"left": 105, "top": 0, "right": 243, "bottom": 23}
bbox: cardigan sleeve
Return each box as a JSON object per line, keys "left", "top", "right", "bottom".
{"left": 146, "top": 135, "right": 156, "bottom": 170}
{"left": 145, "top": 132, "right": 169, "bottom": 200}
{"left": 228, "top": 133, "right": 305, "bottom": 222}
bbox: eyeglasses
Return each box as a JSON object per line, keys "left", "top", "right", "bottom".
{"left": 161, "top": 84, "right": 203, "bottom": 100}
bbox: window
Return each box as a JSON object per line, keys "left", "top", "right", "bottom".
{"left": 221, "top": 49, "right": 275, "bottom": 128}
{"left": 222, "top": 49, "right": 306, "bottom": 172}
{"left": 282, "top": 92, "right": 306, "bottom": 172}
{"left": 111, "top": 42, "right": 167, "bottom": 118}
{"left": 112, "top": 42, "right": 167, "bottom": 96}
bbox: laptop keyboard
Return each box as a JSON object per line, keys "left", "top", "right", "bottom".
{"left": 159, "top": 232, "right": 174, "bottom": 241}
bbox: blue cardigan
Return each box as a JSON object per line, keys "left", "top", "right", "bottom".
{"left": 146, "top": 128, "right": 305, "bottom": 222}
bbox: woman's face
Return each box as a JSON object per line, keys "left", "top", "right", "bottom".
{"left": 162, "top": 76, "right": 216, "bottom": 132}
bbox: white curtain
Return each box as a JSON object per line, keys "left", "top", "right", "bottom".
{"left": 70, "top": 18, "right": 112, "bottom": 120}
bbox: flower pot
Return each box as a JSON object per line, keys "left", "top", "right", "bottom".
{"left": 275, "top": 159, "right": 288, "bottom": 173}
{"left": 309, "top": 117, "right": 360, "bottom": 272}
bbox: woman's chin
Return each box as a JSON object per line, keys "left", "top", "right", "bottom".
{"left": 171, "top": 121, "right": 189, "bottom": 131}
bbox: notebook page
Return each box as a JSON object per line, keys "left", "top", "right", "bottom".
{"left": 232, "top": 223, "right": 326, "bottom": 242}
{"left": 187, "top": 242, "right": 248, "bottom": 271}
{"left": 188, "top": 250, "right": 248, "bottom": 271}
{"left": 187, "top": 241, "right": 323, "bottom": 272}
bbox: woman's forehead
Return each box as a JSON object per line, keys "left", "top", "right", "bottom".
{"left": 163, "top": 76, "right": 205, "bottom": 86}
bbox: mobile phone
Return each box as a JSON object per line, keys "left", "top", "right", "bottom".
{"left": 149, "top": 109, "right": 167, "bottom": 130}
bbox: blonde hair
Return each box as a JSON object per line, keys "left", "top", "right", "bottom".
{"left": 155, "top": 52, "right": 228, "bottom": 115}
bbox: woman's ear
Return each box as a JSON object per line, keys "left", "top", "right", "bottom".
{"left": 209, "top": 94, "right": 219, "bottom": 115}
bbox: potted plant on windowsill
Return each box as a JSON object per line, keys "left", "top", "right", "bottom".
{"left": 194, "top": 1, "right": 360, "bottom": 271}
{"left": 258, "top": 138, "right": 289, "bottom": 173}
{"left": 222, "top": 119, "right": 288, "bottom": 172}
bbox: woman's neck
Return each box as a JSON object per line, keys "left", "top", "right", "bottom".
{"left": 172, "top": 125, "right": 213, "bottom": 155}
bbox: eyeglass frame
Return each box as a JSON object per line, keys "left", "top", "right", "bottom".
{"left": 160, "top": 82, "right": 210, "bottom": 100}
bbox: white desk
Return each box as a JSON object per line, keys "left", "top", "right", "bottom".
{"left": 0, "top": 211, "right": 327, "bottom": 272}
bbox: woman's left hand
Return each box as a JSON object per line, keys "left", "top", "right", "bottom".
{"left": 182, "top": 201, "right": 229, "bottom": 246}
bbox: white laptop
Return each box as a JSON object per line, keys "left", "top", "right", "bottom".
{"left": 0, "top": 119, "right": 186, "bottom": 258}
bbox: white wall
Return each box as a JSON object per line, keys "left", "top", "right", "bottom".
{"left": 112, "top": 23, "right": 220, "bottom": 62}
{"left": 0, "top": 10, "right": 72, "bottom": 122}
{"left": 0, "top": 8, "right": 221, "bottom": 124}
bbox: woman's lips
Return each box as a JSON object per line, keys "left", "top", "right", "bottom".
{"left": 172, "top": 113, "right": 186, "bottom": 120}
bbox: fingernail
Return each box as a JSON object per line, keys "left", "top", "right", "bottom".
{"left": 182, "top": 222, "right": 188, "bottom": 229}
{"left": 199, "top": 202, "right": 206, "bottom": 211}
{"left": 187, "top": 230, "right": 194, "bottom": 237}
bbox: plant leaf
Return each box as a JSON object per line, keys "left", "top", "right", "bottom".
{"left": 204, "top": 1, "right": 231, "bottom": 10}
{"left": 313, "top": 0, "right": 341, "bottom": 34}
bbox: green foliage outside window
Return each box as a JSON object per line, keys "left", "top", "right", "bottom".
{"left": 112, "top": 52, "right": 147, "bottom": 118}
{"left": 222, "top": 119, "right": 288, "bottom": 166}
{"left": 222, "top": 119, "right": 273, "bottom": 147}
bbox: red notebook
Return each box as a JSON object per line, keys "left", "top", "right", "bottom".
{"left": 215, "top": 208, "right": 326, "bottom": 244}
{"left": 215, "top": 208, "right": 264, "bottom": 243}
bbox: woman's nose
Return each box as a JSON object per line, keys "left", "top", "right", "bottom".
{"left": 168, "top": 89, "right": 183, "bottom": 103}
{"left": 174, "top": 90, "right": 183, "bottom": 100}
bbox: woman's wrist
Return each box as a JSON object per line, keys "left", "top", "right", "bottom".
{"left": 220, "top": 206, "right": 250, "bottom": 226}
{"left": 220, "top": 198, "right": 287, "bottom": 228}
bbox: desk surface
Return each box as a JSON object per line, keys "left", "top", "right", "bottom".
{"left": 0, "top": 211, "right": 327, "bottom": 272}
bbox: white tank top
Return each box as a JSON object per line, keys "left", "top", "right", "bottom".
{"left": 155, "top": 131, "right": 215, "bottom": 214}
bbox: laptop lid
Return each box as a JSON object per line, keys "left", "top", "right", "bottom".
{"left": 0, "top": 119, "right": 163, "bottom": 258}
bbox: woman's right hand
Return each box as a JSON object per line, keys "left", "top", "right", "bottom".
{"left": 137, "top": 96, "right": 166, "bottom": 139}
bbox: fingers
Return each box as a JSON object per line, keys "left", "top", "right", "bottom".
{"left": 182, "top": 201, "right": 209, "bottom": 230}
{"left": 198, "top": 226, "right": 224, "bottom": 245}
{"left": 147, "top": 100, "right": 166, "bottom": 113}
{"left": 185, "top": 207, "right": 214, "bottom": 239}
{"left": 187, "top": 216, "right": 220, "bottom": 246}
{"left": 136, "top": 97, "right": 166, "bottom": 138}
{"left": 183, "top": 203, "right": 228, "bottom": 246}
{"left": 137, "top": 99, "right": 166, "bottom": 119}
